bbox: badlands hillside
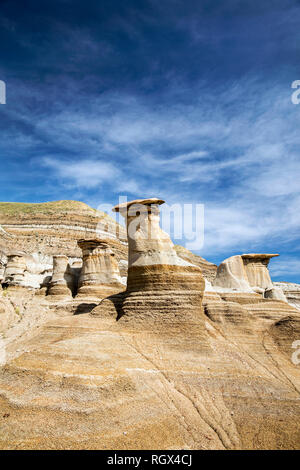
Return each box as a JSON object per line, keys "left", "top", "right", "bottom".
{"left": 0, "top": 200, "right": 217, "bottom": 281}
{"left": 0, "top": 198, "right": 300, "bottom": 450}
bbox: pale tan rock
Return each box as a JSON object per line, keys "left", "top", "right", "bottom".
{"left": 0, "top": 261, "right": 5, "bottom": 285}
{"left": 0, "top": 291, "right": 300, "bottom": 450}
{"left": 0, "top": 297, "right": 18, "bottom": 333}
{"left": 241, "top": 253, "right": 278, "bottom": 290}
{"left": 47, "top": 255, "right": 73, "bottom": 299}
{"left": 3, "top": 252, "right": 27, "bottom": 287}
{"left": 212, "top": 255, "right": 251, "bottom": 291}
{"left": 1, "top": 201, "right": 300, "bottom": 450}
{"left": 174, "top": 245, "right": 217, "bottom": 282}
{"left": 274, "top": 282, "right": 300, "bottom": 310}
{"left": 92, "top": 199, "right": 206, "bottom": 328}
{"left": 0, "top": 200, "right": 216, "bottom": 285}
{"left": 114, "top": 198, "right": 191, "bottom": 268}
{"left": 264, "top": 286, "right": 287, "bottom": 301}
{"left": 76, "top": 239, "right": 123, "bottom": 298}
{"left": 213, "top": 253, "right": 281, "bottom": 294}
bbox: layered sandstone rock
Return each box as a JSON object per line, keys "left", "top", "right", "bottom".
{"left": 76, "top": 239, "right": 124, "bottom": 299}
{"left": 0, "top": 264, "right": 5, "bottom": 285}
{"left": 1, "top": 200, "right": 300, "bottom": 450}
{"left": 0, "top": 297, "right": 18, "bottom": 333}
{"left": 241, "top": 253, "right": 278, "bottom": 291}
{"left": 92, "top": 199, "right": 206, "bottom": 330}
{"left": 174, "top": 245, "right": 217, "bottom": 282}
{"left": 212, "top": 254, "right": 251, "bottom": 291}
{"left": 47, "top": 255, "right": 73, "bottom": 299}
{"left": 3, "top": 253, "right": 27, "bottom": 288}
{"left": 0, "top": 283, "right": 300, "bottom": 449}
{"left": 0, "top": 200, "right": 216, "bottom": 285}
{"left": 274, "top": 282, "right": 300, "bottom": 310}
{"left": 213, "top": 253, "right": 287, "bottom": 300}
{"left": 264, "top": 286, "right": 288, "bottom": 301}
{"left": 0, "top": 201, "right": 128, "bottom": 277}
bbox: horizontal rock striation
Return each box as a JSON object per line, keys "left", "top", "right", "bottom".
{"left": 213, "top": 253, "right": 287, "bottom": 301}
{"left": 3, "top": 253, "right": 27, "bottom": 288}
{"left": 1, "top": 287, "right": 300, "bottom": 449}
{"left": 274, "top": 282, "right": 300, "bottom": 310}
{"left": 0, "top": 200, "right": 215, "bottom": 288}
{"left": 77, "top": 239, "right": 124, "bottom": 299}
{"left": 174, "top": 244, "right": 217, "bottom": 282}
{"left": 47, "top": 255, "right": 73, "bottom": 299}
{"left": 91, "top": 198, "right": 207, "bottom": 341}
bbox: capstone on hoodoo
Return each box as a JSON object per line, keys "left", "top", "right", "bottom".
{"left": 92, "top": 198, "right": 206, "bottom": 328}
{"left": 212, "top": 253, "right": 287, "bottom": 301}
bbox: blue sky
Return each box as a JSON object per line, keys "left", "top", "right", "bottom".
{"left": 0, "top": 0, "right": 300, "bottom": 282}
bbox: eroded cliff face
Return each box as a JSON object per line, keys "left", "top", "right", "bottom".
{"left": 0, "top": 286, "right": 299, "bottom": 450}
{"left": 0, "top": 200, "right": 128, "bottom": 272}
{"left": 0, "top": 200, "right": 215, "bottom": 286}
{"left": 0, "top": 200, "right": 299, "bottom": 450}
{"left": 274, "top": 282, "right": 300, "bottom": 310}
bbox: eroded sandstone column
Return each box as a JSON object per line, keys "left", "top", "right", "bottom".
{"left": 213, "top": 253, "right": 287, "bottom": 300}
{"left": 3, "top": 252, "right": 27, "bottom": 287}
{"left": 48, "top": 255, "right": 73, "bottom": 298}
{"left": 212, "top": 255, "right": 251, "bottom": 291}
{"left": 0, "top": 263, "right": 5, "bottom": 286}
{"left": 112, "top": 198, "right": 206, "bottom": 326}
{"left": 241, "top": 254, "right": 278, "bottom": 291}
{"left": 76, "top": 239, "right": 123, "bottom": 298}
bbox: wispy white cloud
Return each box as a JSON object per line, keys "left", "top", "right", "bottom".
{"left": 1, "top": 75, "right": 300, "bottom": 276}
{"left": 42, "top": 157, "right": 120, "bottom": 188}
{"left": 269, "top": 257, "right": 300, "bottom": 278}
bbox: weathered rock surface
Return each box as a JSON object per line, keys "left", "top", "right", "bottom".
{"left": 242, "top": 254, "right": 278, "bottom": 291}
{"left": 0, "top": 200, "right": 215, "bottom": 287}
{"left": 77, "top": 239, "right": 124, "bottom": 299}
{"left": 213, "top": 253, "right": 287, "bottom": 300}
{"left": 274, "top": 282, "right": 300, "bottom": 310}
{"left": 47, "top": 255, "right": 73, "bottom": 299}
{"left": 92, "top": 199, "right": 206, "bottom": 329}
{"left": 0, "top": 286, "right": 299, "bottom": 449}
{"left": 0, "top": 199, "right": 300, "bottom": 450}
{"left": 174, "top": 245, "right": 217, "bottom": 282}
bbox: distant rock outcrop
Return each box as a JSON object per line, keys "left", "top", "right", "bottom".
{"left": 0, "top": 200, "right": 215, "bottom": 290}
{"left": 274, "top": 282, "right": 300, "bottom": 310}
{"left": 213, "top": 253, "right": 287, "bottom": 300}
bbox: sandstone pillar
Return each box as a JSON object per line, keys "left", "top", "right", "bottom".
{"left": 48, "top": 255, "right": 73, "bottom": 298}
{"left": 241, "top": 254, "right": 278, "bottom": 291}
{"left": 76, "top": 239, "right": 123, "bottom": 298}
{"left": 111, "top": 198, "right": 205, "bottom": 326}
{"left": 3, "top": 252, "right": 27, "bottom": 287}
{"left": 0, "top": 263, "right": 5, "bottom": 286}
{"left": 212, "top": 255, "right": 251, "bottom": 291}
{"left": 213, "top": 253, "right": 283, "bottom": 295}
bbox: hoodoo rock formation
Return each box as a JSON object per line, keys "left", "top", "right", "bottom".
{"left": 48, "top": 255, "right": 73, "bottom": 299}
{"left": 92, "top": 199, "right": 206, "bottom": 329}
{"left": 76, "top": 239, "right": 124, "bottom": 298}
{"left": 0, "top": 201, "right": 215, "bottom": 289}
{"left": 213, "top": 253, "right": 287, "bottom": 300}
{"left": 242, "top": 253, "right": 278, "bottom": 291}
{"left": 3, "top": 252, "right": 27, "bottom": 288}
{"left": 0, "top": 253, "right": 6, "bottom": 285}
{"left": 0, "top": 199, "right": 300, "bottom": 450}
